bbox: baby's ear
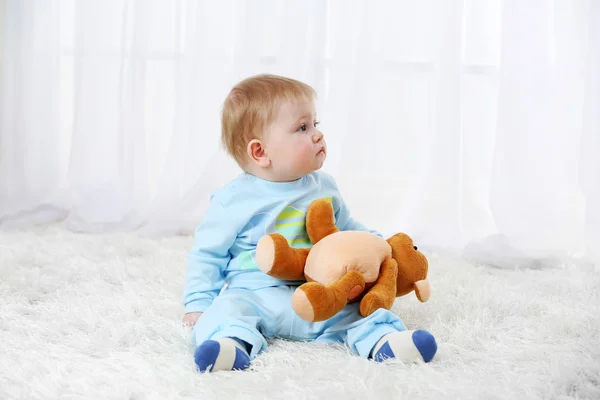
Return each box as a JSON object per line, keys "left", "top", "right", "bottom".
{"left": 247, "top": 139, "right": 270, "bottom": 167}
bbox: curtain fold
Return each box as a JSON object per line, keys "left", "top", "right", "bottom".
{"left": 581, "top": 0, "right": 600, "bottom": 261}
{"left": 1, "top": 0, "right": 598, "bottom": 264}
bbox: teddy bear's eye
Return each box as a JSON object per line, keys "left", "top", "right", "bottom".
{"left": 413, "top": 246, "right": 418, "bottom": 250}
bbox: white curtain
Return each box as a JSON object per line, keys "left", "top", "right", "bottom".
{"left": 1, "top": 0, "right": 598, "bottom": 265}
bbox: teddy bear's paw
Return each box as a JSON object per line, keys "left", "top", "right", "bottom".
{"left": 255, "top": 234, "right": 281, "bottom": 274}
{"left": 292, "top": 283, "right": 345, "bottom": 322}
{"left": 360, "top": 291, "right": 393, "bottom": 317}
{"left": 291, "top": 286, "right": 318, "bottom": 322}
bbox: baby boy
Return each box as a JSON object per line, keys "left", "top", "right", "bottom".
{"left": 182, "top": 74, "right": 437, "bottom": 372}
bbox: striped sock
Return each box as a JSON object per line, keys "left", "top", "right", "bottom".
{"left": 194, "top": 338, "right": 251, "bottom": 373}
{"left": 372, "top": 330, "right": 437, "bottom": 363}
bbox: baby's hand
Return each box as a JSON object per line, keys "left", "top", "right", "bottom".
{"left": 182, "top": 312, "right": 202, "bottom": 327}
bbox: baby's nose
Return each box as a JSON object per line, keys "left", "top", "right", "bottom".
{"left": 312, "top": 131, "right": 324, "bottom": 143}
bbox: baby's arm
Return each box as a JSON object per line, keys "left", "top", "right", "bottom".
{"left": 336, "top": 201, "right": 382, "bottom": 237}
{"left": 338, "top": 209, "right": 381, "bottom": 237}
{"left": 327, "top": 178, "right": 382, "bottom": 237}
{"left": 183, "top": 195, "right": 238, "bottom": 324}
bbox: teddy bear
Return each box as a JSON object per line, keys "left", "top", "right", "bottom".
{"left": 255, "top": 198, "right": 431, "bottom": 322}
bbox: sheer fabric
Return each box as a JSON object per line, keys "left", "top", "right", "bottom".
{"left": 1, "top": 0, "right": 598, "bottom": 265}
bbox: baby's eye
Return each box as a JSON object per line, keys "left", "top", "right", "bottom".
{"left": 314, "top": 121, "right": 320, "bottom": 127}
{"left": 298, "top": 123, "right": 307, "bottom": 132}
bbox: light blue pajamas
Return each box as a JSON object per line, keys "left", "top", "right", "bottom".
{"left": 191, "top": 286, "right": 407, "bottom": 359}
{"left": 184, "top": 171, "right": 410, "bottom": 362}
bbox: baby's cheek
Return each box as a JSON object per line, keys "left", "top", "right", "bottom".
{"left": 297, "top": 146, "right": 315, "bottom": 165}
{"left": 285, "top": 142, "right": 315, "bottom": 172}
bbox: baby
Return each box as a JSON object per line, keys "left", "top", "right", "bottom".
{"left": 182, "top": 74, "right": 437, "bottom": 372}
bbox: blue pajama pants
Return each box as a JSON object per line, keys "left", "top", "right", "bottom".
{"left": 191, "top": 285, "right": 408, "bottom": 359}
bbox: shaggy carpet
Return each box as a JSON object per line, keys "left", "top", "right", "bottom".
{"left": 1, "top": 224, "right": 599, "bottom": 400}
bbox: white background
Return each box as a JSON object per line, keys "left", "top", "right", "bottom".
{"left": 1, "top": 0, "right": 598, "bottom": 265}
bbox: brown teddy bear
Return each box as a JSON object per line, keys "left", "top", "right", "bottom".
{"left": 256, "top": 198, "right": 431, "bottom": 322}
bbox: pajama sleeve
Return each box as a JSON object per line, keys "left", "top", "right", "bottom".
{"left": 335, "top": 198, "right": 383, "bottom": 237}
{"left": 327, "top": 177, "right": 382, "bottom": 237}
{"left": 183, "top": 196, "right": 238, "bottom": 313}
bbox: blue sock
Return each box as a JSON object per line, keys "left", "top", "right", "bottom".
{"left": 372, "top": 330, "right": 437, "bottom": 363}
{"left": 194, "top": 337, "right": 251, "bottom": 372}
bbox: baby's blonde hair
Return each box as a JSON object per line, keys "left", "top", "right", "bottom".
{"left": 221, "top": 74, "right": 316, "bottom": 167}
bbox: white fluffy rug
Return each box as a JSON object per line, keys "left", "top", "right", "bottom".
{"left": 1, "top": 224, "right": 599, "bottom": 400}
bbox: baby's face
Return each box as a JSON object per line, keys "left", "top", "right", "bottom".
{"left": 263, "top": 99, "right": 327, "bottom": 181}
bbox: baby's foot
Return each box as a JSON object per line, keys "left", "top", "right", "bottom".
{"left": 371, "top": 330, "right": 437, "bottom": 363}
{"left": 194, "top": 337, "right": 250, "bottom": 372}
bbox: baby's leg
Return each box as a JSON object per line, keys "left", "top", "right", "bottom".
{"left": 310, "top": 304, "right": 437, "bottom": 363}
{"left": 191, "top": 287, "right": 285, "bottom": 372}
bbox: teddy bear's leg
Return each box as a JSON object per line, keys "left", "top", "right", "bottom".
{"left": 292, "top": 270, "right": 365, "bottom": 322}
{"left": 256, "top": 233, "right": 310, "bottom": 281}
{"left": 359, "top": 258, "right": 398, "bottom": 317}
{"left": 306, "top": 198, "right": 339, "bottom": 244}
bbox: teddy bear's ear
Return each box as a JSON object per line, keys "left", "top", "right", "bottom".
{"left": 414, "top": 279, "right": 431, "bottom": 302}
{"left": 387, "top": 232, "right": 413, "bottom": 245}
{"left": 306, "top": 198, "right": 339, "bottom": 244}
